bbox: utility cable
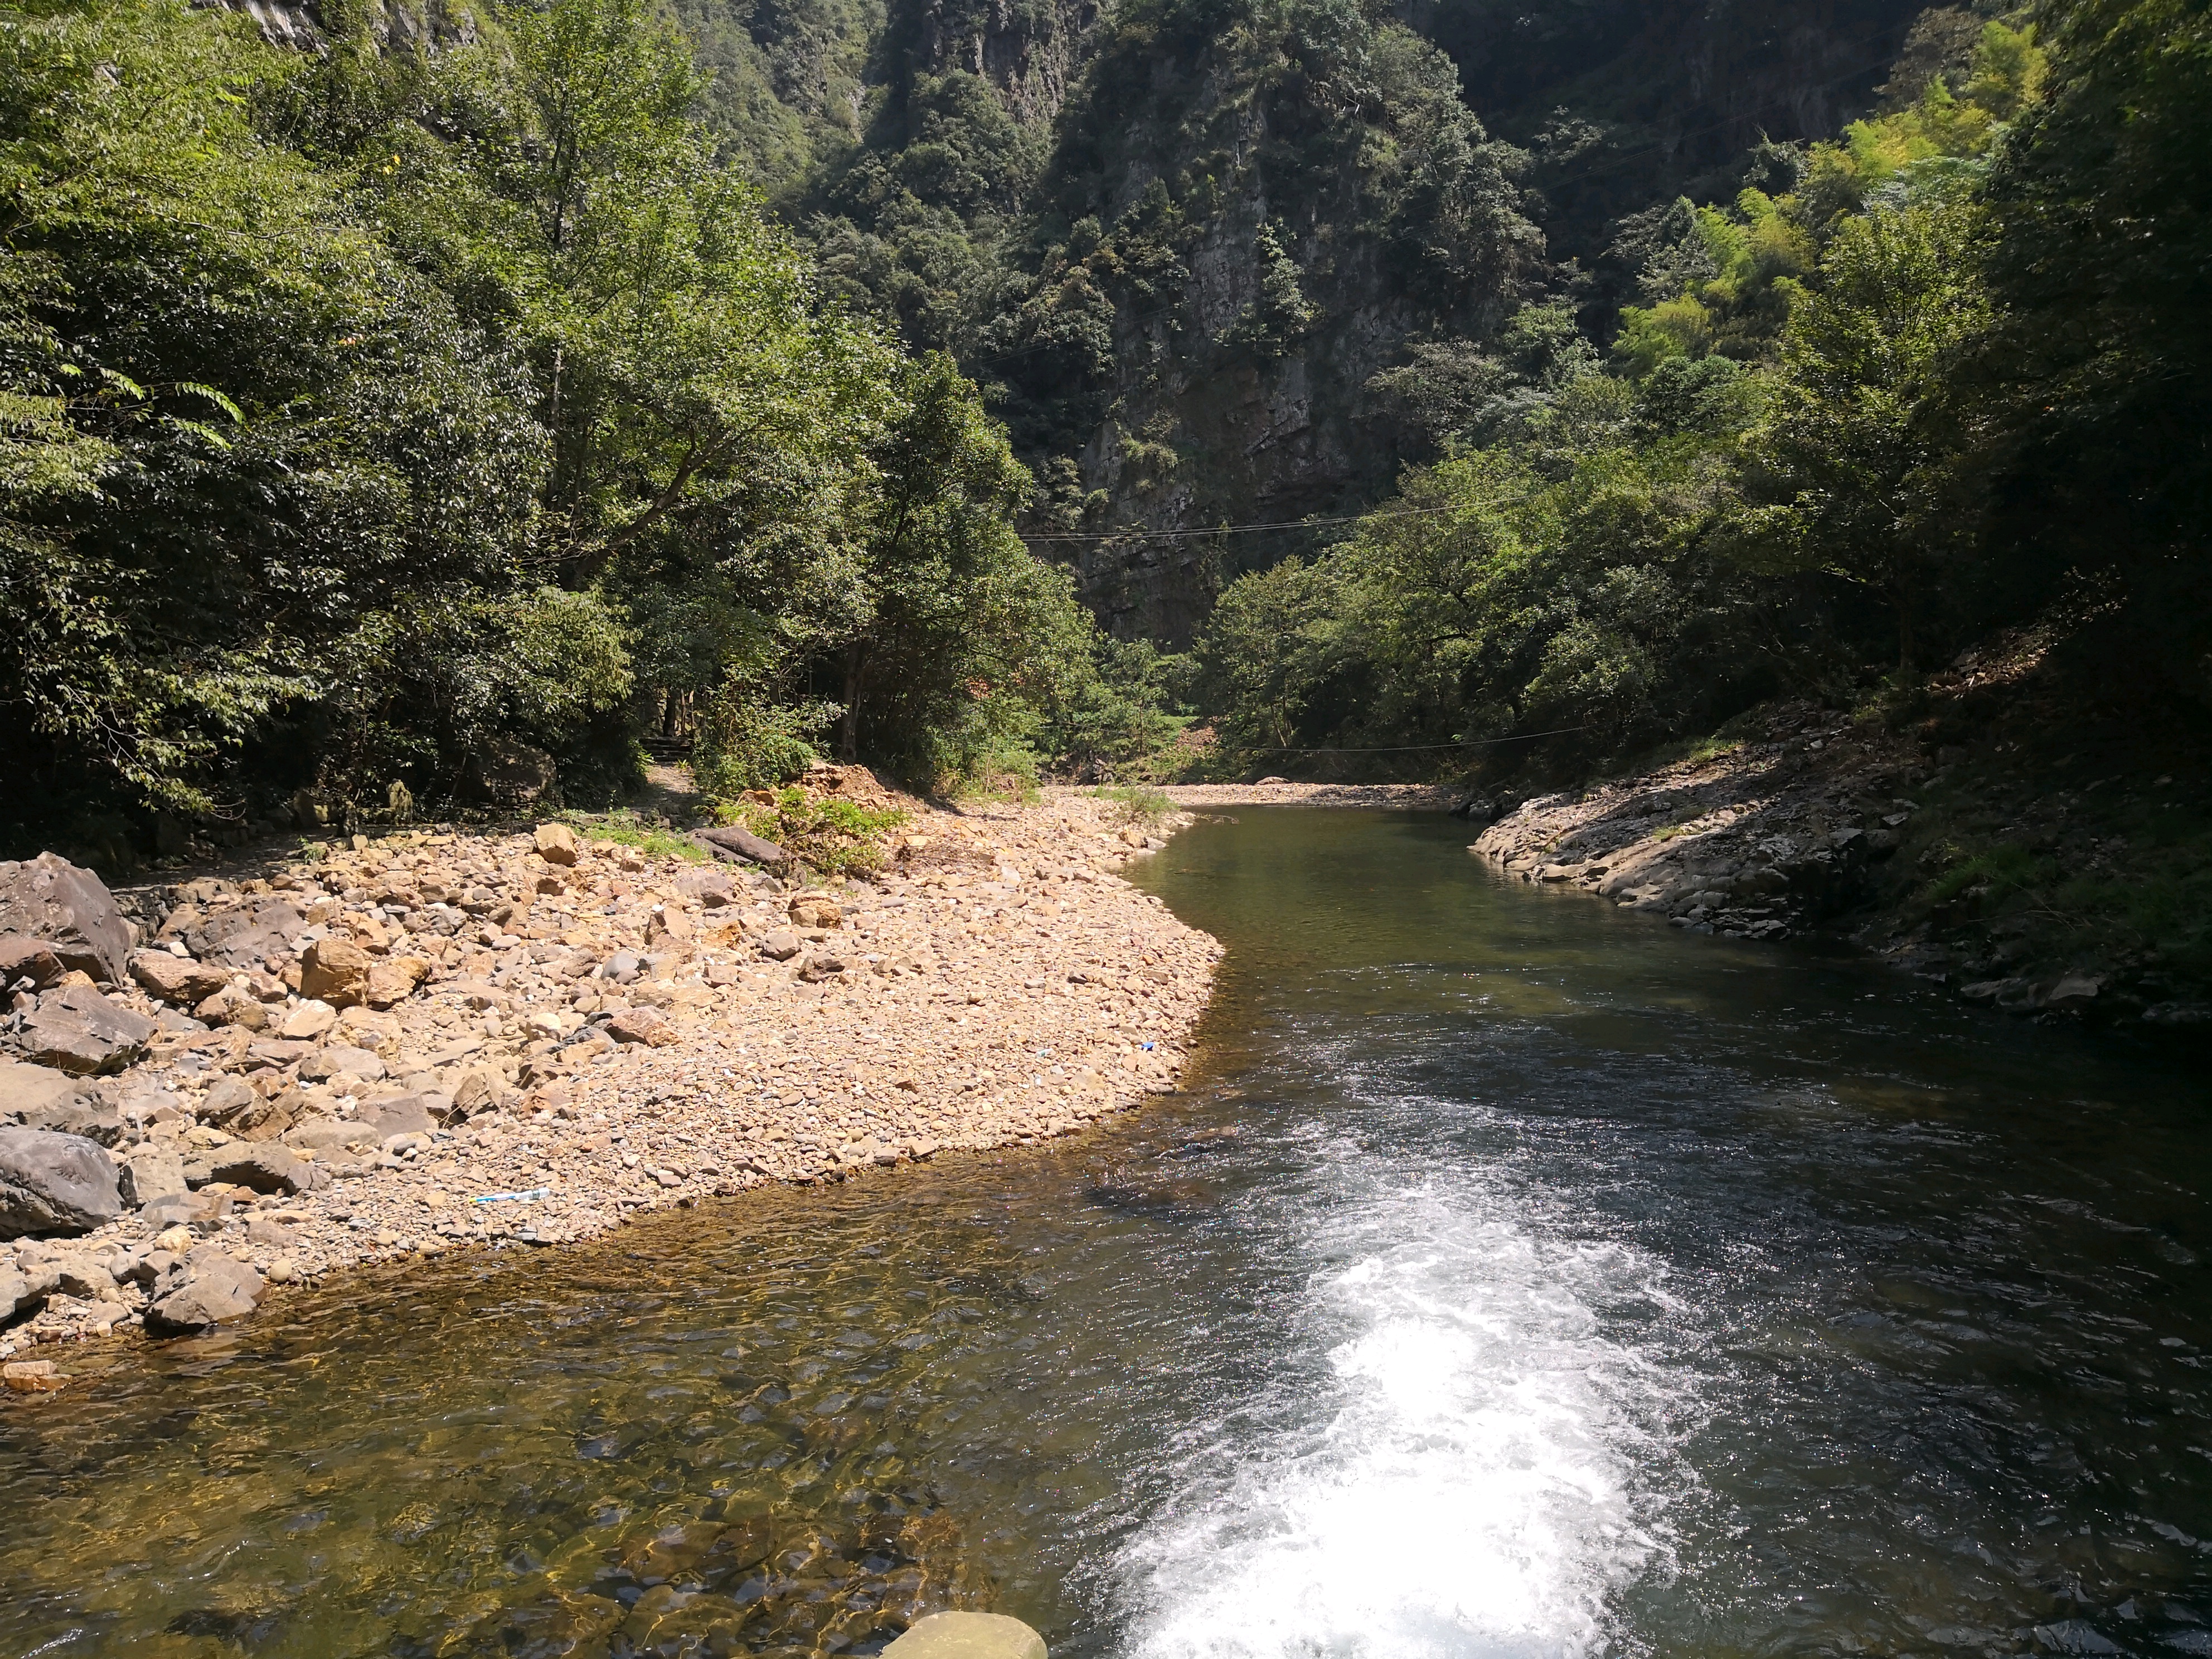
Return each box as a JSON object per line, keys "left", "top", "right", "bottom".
{"left": 1020, "top": 484, "right": 1547, "bottom": 544}
{"left": 1221, "top": 725, "right": 1589, "bottom": 754}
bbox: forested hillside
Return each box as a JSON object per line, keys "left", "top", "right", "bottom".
{"left": 3, "top": 0, "right": 2206, "bottom": 997}
{"left": 0, "top": 0, "right": 1167, "bottom": 856}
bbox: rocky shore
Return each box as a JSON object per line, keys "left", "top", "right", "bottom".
{"left": 1464, "top": 692, "right": 2203, "bottom": 1026}
{"left": 1, "top": 782, "right": 1218, "bottom": 1376}
{"left": 1466, "top": 702, "right": 1920, "bottom": 948}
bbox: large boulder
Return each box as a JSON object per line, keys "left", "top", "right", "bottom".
{"left": 462, "top": 738, "right": 559, "bottom": 809}
{"left": 118, "top": 1143, "right": 188, "bottom": 1207}
{"left": 299, "top": 938, "right": 371, "bottom": 1008}
{"left": 129, "top": 949, "right": 230, "bottom": 1007}
{"left": 205, "top": 1142, "right": 318, "bottom": 1195}
{"left": 144, "top": 1246, "right": 264, "bottom": 1333}
{"left": 533, "top": 822, "right": 579, "bottom": 866}
{"left": 0, "top": 854, "right": 130, "bottom": 983}
{"left": 0, "top": 1128, "right": 123, "bottom": 1238}
{"left": 0, "top": 935, "right": 68, "bottom": 991}
{"left": 164, "top": 896, "right": 305, "bottom": 970}
{"left": 14, "top": 984, "right": 158, "bottom": 1075}
{"left": 0, "top": 1059, "right": 88, "bottom": 1124}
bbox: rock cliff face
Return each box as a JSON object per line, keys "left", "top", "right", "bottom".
{"left": 780, "top": 0, "right": 1931, "bottom": 642}
{"left": 215, "top": 0, "right": 1931, "bottom": 646}
{"left": 206, "top": 0, "right": 482, "bottom": 48}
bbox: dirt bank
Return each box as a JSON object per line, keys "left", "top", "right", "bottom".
{"left": 1, "top": 788, "right": 1219, "bottom": 1368}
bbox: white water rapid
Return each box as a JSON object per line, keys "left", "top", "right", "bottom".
{"left": 1122, "top": 1154, "right": 1694, "bottom": 1659}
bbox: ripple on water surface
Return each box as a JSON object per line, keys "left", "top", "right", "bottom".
{"left": 3, "top": 807, "right": 2210, "bottom": 1659}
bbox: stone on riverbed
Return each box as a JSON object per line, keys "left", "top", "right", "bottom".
{"left": 884, "top": 1612, "right": 1048, "bottom": 1659}
{"left": 0, "top": 1127, "right": 123, "bottom": 1238}
{"left": 128, "top": 949, "right": 230, "bottom": 1007}
{"left": 205, "top": 1143, "right": 319, "bottom": 1196}
{"left": 0, "top": 1059, "right": 87, "bottom": 1125}
{"left": 144, "top": 1246, "right": 264, "bottom": 1333}
{"left": 118, "top": 1143, "right": 188, "bottom": 1208}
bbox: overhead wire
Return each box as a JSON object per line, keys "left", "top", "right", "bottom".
{"left": 1229, "top": 725, "right": 1589, "bottom": 754}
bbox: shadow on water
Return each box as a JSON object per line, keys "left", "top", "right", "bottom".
{"left": 2, "top": 808, "right": 2209, "bottom": 1659}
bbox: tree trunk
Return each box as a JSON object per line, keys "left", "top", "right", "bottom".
{"left": 839, "top": 646, "right": 865, "bottom": 761}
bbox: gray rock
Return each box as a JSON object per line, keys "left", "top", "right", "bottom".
{"left": 196, "top": 1076, "right": 259, "bottom": 1124}
{"left": 674, "top": 868, "right": 736, "bottom": 907}
{"left": 357, "top": 1093, "right": 442, "bottom": 1138}
{"left": 695, "top": 824, "right": 788, "bottom": 866}
{"left": 139, "top": 1190, "right": 233, "bottom": 1231}
{"left": 0, "top": 853, "right": 131, "bottom": 983}
{"left": 299, "top": 1044, "right": 386, "bottom": 1083}
{"left": 11, "top": 1096, "right": 125, "bottom": 1146}
{"left": 760, "top": 930, "right": 802, "bottom": 962}
{"left": 0, "top": 934, "right": 67, "bottom": 990}
{"left": 282, "top": 1117, "right": 379, "bottom": 1153}
{"left": 0, "top": 1128, "right": 123, "bottom": 1238}
{"left": 144, "top": 1246, "right": 264, "bottom": 1333}
{"left": 205, "top": 1143, "right": 318, "bottom": 1195}
{"left": 118, "top": 1143, "right": 188, "bottom": 1207}
{"left": 168, "top": 896, "right": 306, "bottom": 969}
{"left": 0, "top": 1264, "right": 38, "bottom": 1319}
{"left": 14, "top": 984, "right": 158, "bottom": 1075}
{"left": 0, "top": 1058, "right": 88, "bottom": 1124}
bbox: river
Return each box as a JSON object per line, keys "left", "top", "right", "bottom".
{"left": 4, "top": 808, "right": 2209, "bottom": 1659}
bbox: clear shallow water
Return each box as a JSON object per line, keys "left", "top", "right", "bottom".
{"left": 4, "top": 808, "right": 2210, "bottom": 1659}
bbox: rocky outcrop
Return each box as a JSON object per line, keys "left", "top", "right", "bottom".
{"left": 0, "top": 1129, "right": 123, "bottom": 1238}
{"left": 144, "top": 1246, "right": 264, "bottom": 1333}
{"left": 0, "top": 853, "right": 132, "bottom": 983}
{"left": 1471, "top": 704, "right": 1919, "bottom": 943}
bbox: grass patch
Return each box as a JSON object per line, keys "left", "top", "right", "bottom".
{"left": 1090, "top": 784, "right": 1175, "bottom": 823}
{"left": 721, "top": 788, "right": 908, "bottom": 876}
{"left": 1922, "top": 842, "right": 2051, "bottom": 907}
{"left": 566, "top": 811, "right": 710, "bottom": 864}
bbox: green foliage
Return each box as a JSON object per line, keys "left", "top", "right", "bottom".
{"left": 690, "top": 685, "right": 831, "bottom": 797}
{"left": 0, "top": 0, "right": 1119, "bottom": 853}
{"left": 1090, "top": 783, "right": 1175, "bottom": 821}
{"left": 725, "top": 785, "right": 908, "bottom": 873}
{"left": 1982, "top": 0, "right": 2212, "bottom": 702}
{"left": 1731, "top": 197, "right": 1998, "bottom": 667}
{"left": 574, "top": 812, "right": 712, "bottom": 861}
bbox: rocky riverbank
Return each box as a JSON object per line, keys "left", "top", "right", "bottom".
{"left": 1, "top": 782, "right": 1219, "bottom": 1375}
{"left": 1466, "top": 680, "right": 2210, "bottom": 1027}
{"left": 1467, "top": 701, "right": 1921, "bottom": 947}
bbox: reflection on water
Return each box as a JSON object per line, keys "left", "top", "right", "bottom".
{"left": 3, "top": 809, "right": 2209, "bottom": 1659}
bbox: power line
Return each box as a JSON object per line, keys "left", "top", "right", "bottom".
{"left": 1227, "top": 725, "right": 1589, "bottom": 754}
{"left": 1021, "top": 486, "right": 1545, "bottom": 544}
{"left": 1021, "top": 502, "right": 1456, "bottom": 544}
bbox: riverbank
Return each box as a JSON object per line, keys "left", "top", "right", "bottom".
{"left": 2, "top": 786, "right": 1219, "bottom": 1366}
{"left": 1467, "top": 641, "right": 2211, "bottom": 1025}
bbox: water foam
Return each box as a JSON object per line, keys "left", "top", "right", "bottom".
{"left": 1120, "top": 1170, "right": 1685, "bottom": 1659}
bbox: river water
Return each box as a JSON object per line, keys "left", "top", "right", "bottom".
{"left": 4, "top": 808, "right": 2210, "bottom": 1659}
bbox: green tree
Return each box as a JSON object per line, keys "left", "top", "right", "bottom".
{"left": 1735, "top": 200, "right": 1998, "bottom": 668}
